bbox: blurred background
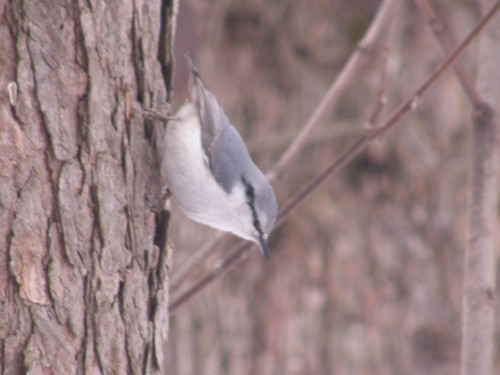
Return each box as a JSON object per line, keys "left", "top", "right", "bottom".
{"left": 165, "top": 0, "right": 499, "bottom": 374}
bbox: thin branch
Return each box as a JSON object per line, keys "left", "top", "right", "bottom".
{"left": 413, "top": 0, "right": 484, "bottom": 107}
{"left": 266, "top": 0, "right": 398, "bottom": 182}
{"left": 169, "top": 242, "right": 251, "bottom": 312}
{"left": 169, "top": 0, "right": 398, "bottom": 289}
{"left": 369, "top": 0, "right": 500, "bottom": 140}
{"left": 170, "top": 232, "right": 225, "bottom": 291}
{"left": 168, "top": 0, "right": 500, "bottom": 313}
{"left": 364, "top": 46, "right": 390, "bottom": 131}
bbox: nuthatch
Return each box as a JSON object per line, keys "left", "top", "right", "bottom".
{"left": 163, "top": 62, "right": 278, "bottom": 257}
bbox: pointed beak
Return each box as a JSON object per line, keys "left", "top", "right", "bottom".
{"left": 258, "top": 236, "right": 270, "bottom": 259}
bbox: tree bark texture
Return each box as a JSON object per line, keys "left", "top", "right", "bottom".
{"left": 0, "top": 0, "right": 174, "bottom": 373}
{"left": 460, "top": 1, "right": 500, "bottom": 374}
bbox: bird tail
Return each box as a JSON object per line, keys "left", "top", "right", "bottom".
{"left": 185, "top": 56, "right": 205, "bottom": 101}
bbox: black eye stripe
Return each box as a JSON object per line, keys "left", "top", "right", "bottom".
{"left": 241, "top": 178, "right": 265, "bottom": 240}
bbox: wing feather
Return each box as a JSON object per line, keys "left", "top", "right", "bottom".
{"left": 189, "top": 66, "right": 254, "bottom": 193}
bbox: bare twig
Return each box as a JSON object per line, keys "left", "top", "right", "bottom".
{"left": 279, "top": 0, "right": 500, "bottom": 224}
{"left": 169, "top": 242, "right": 251, "bottom": 312}
{"left": 266, "top": 0, "right": 397, "bottom": 182}
{"left": 169, "top": 0, "right": 398, "bottom": 289}
{"left": 168, "top": 1, "right": 500, "bottom": 313}
{"left": 413, "top": 0, "right": 483, "bottom": 107}
{"left": 170, "top": 232, "right": 225, "bottom": 290}
{"left": 364, "top": 46, "right": 390, "bottom": 132}
{"left": 368, "top": 0, "right": 499, "bottom": 140}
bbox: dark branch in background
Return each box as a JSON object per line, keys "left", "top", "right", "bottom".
{"left": 169, "top": 0, "right": 398, "bottom": 292}
{"left": 168, "top": 0, "right": 500, "bottom": 313}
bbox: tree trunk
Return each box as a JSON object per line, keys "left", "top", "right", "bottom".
{"left": 0, "top": 0, "right": 175, "bottom": 373}
{"left": 460, "top": 1, "right": 500, "bottom": 374}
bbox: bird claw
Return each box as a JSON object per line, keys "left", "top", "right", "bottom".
{"left": 146, "top": 187, "right": 172, "bottom": 212}
{"left": 134, "top": 102, "right": 177, "bottom": 122}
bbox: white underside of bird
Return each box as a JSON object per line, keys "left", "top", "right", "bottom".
{"left": 164, "top": 103, "right": 255, "bottom": 241}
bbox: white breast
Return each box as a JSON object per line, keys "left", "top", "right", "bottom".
{"left": 163, "top": 104, "right": 255, "bottom": 241}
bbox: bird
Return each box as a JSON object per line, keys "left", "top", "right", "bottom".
{"left": 163, "top": 61, "right": 278, "bottom": 257}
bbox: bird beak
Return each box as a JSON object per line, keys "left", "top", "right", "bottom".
{"left": 258, "top": 236, "right": 270, "bottom": 259}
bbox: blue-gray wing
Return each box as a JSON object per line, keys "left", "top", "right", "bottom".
{"left": 190, "top": 70, "right": 252, "bottom": 193}
{"left": 209, "top": 125, "right": 255, "bottom": 193}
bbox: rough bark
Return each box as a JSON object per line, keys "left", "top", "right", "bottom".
{"left": 0, "top": 0, "right": 174, "bottom": 374}
{"left": 460, "top": 1, "right": 500, "bottom": 374}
